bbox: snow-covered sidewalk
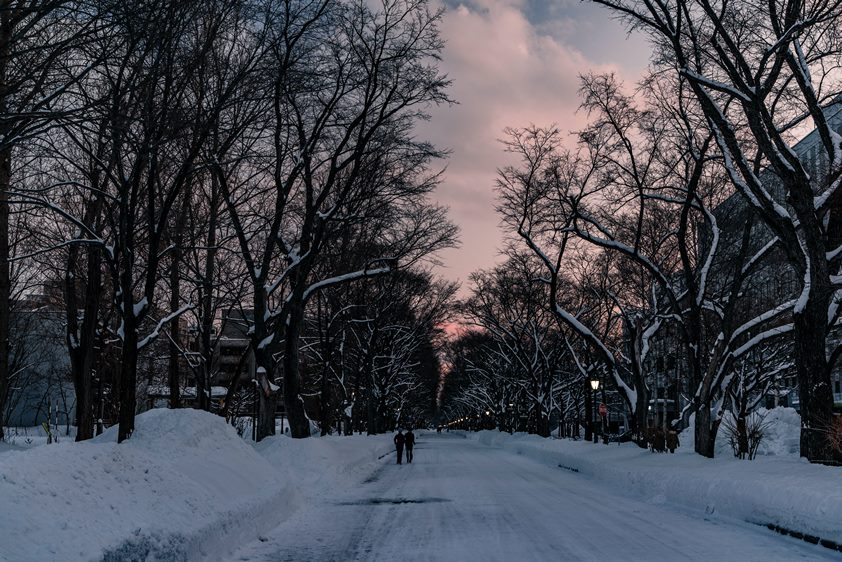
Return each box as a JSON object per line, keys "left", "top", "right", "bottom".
{"left": 467, "top": 430, "right": 842, "bottom": 548}
{"left": 0, "top": 410, "right": 389, "bottom": 562}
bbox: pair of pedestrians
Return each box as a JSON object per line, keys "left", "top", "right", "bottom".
{"left": 393, "top": 429, "right": 415, "bottom": 464}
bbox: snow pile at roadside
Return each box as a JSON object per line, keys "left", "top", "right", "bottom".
{"left": 0, "top": 409, "right": 286, "bottom": 562}
{"left": 469, "top": 430, "right": 842, "bottom": 544}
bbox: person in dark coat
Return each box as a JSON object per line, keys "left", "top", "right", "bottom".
{"left": 666, "top": 430, "right": 680, "bottom": 453}
{"left": 404, "top": 429, "right": 415, "bottom": 463}
{"left": 394, "top": 430, "right": 405, "bottom": 464}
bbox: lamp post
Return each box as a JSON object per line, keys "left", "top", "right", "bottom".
{"left": 590, "top": 378, "right": 600, "bottom": 443}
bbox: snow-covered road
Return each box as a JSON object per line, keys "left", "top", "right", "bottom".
{"left": 229, "top": 433, "right": 837, "bottom": 562}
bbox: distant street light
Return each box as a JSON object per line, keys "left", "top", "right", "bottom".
{"left": 590, "top": 379, "right": 600, "bottom": 391}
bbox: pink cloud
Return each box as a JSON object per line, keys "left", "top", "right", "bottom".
{"left": 420, "top": 0, "right": 649, "bottom": 294}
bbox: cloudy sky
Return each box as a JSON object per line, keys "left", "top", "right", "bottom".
{"left": 421, "top": 0, "right": 651, "bottom": 294}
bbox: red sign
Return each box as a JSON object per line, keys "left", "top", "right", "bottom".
{"left": 598, "top": 403, "right": 607, "bottom": 417}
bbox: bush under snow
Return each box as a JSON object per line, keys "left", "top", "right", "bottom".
{"left": 678, "top": 407, "right": 801, "bottom": 459}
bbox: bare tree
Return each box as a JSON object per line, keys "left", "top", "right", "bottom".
{"left": 461, "top": 257, "right": 566, "bottom": 436}
{"left": 497, "top": 124, "right": 651, "bottom": 440}
{"left": 215, "top": 0, "right": 453, "bottom": 440}
{"left": 591, "top": 0, "right": 842, "bottom": 463}
{"left": 499, "top": 75, "right": 792, "bottom": 456}
{"left": 0, "top": 0, "right": 102, "bottom": 440}
{"left": 30, "top": 0, "right": 262, "bottom": 441}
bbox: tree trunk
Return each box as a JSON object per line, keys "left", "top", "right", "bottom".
{"left": 117, "top": 315, "right": 139, "bottom": 443}
{"left": 0, "top": 0, "right": 14, "bottom": 443}
{"left": 71, "top": 351, "right": 94, "bottom": 441}
{"left": 71, "top": 246, "right": 101, "bottom": 441}
{"left": 583, "top": 383, "right": 593, "bottom": 442}
{"left": 168, "top": 243, "right": 182, "bottom": 409}
{"left": 254, "top": 346, "right": 277, "bottom": 441}
{"left": 167, "top": 196, "right": 187, "bottom": 409}
{"left": 367, "top": 388, "right": 377, "bottom": 435}
{"left": 694, "top": 406, "right": 716, "bottom": 458}
{"left": 631, "top": 384, "right": 648, "bottom": 447}
{"left": 251, "top": 279, "right": 277, "bottom": 441}
{"left": 535, "top": 402, "right": 549, "bottom": 437}
{"left": 794, "top": 299, "right": 838, "bottom": 462}
{"left": 317, "top": 296, "right": 331, "bottom": 436}
{"left": 256, "top": 386, "right": 276, "bottom": 440}
{"left": 0, "top": 145, "right": 10, "bottom": 441}
{"left": 319, "top": 364, "right": 330, "bottom": 436}
{"left": 282, "top": 301, "right": 309, "bottom": 438}
{"left": 198, "top": 182, "right": 218, "bottom": 410}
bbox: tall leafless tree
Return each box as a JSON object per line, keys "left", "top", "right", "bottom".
{"left": 591, "top": 0, "right": 842, "bottom": 463}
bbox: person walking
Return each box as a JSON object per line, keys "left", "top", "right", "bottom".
{"left": 666, "top": 430, "right": 680, "bottom": 453}
{"left": 394, "top": 429, "right": 405, "bottom": 465}
{"left": 404, "top": 429, "right": 415, "bottom": 463}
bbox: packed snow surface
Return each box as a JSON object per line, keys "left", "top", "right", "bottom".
{"left": 229, "top": 432, "right": 838, "bottom": 561}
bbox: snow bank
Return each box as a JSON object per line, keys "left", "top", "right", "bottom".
{"left": 468, "top": 430, "right": 842, "bottom": 545}
{"left": 0, "top": 409, "right": 286, "bottom": 562}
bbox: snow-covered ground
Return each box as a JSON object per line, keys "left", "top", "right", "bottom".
{"left": 0, "top": 410, "right": 387, "bottom": 562}
{"left": 2, "top": 410, "right": 840, "bottom": 561}
{"left": 230, "top": 432, "right": 837, "bottom": 561}
{"left": 468, "top": 426, "right": 842, "bottom": 547}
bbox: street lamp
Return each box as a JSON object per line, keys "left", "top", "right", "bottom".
{"left": 590, "top": 379, "right": 600, "bottom": 443}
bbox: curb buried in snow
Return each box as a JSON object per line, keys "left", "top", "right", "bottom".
{"left": 761, "top": 523, "right": 842, "bottom": 553}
